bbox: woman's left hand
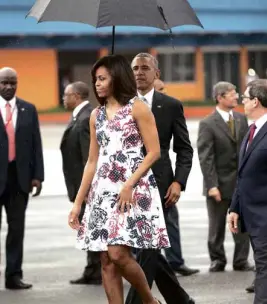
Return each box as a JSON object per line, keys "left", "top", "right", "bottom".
{"left": 68, "top": 204, "right": 81, "bottom": 230}
{"left": 118, "top": 184, "right": 135, "bottom": 214}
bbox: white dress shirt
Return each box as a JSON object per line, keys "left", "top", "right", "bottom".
{"left": 0, "top": 95, "right": 17, "bottom": 128}
{"left": 253, "top": 113, "right": 267, "bottom": 138}
{"left": 73, "top": 100, "right": 89, "bottom": 119}
{"left": 137, "top": 88, "right": 155, "bottom": 109}
{"left": 216, "top": 106, "right": 233, "bottom": 122}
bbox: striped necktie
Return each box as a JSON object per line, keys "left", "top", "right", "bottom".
{"left": 139, "top": 96, "right": 150, "bottom": 108}
{"left": 227, "top": 113, "right": 235, "bottom": 137}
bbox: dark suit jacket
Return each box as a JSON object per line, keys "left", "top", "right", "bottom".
{"left": 60, "top": 103, "right": 93, "bottom": 202}
{"left": 151, "top": 91, "right": 193, "bottom": 204}
{"left": 230, "top": 120, "right": 267, "bottom": 236}
{"left": 197, "top": 110, "right": 248, "bottom": 200}
{"left": 0, "top": 98, "right": 44, "bottom": 195}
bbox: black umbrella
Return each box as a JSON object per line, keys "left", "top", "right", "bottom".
{"left": 26, "top": 0, "right": 203, "bottom": 54}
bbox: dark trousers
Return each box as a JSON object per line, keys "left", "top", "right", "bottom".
{"left": 125, "top": 209, "right": 190, "bottom": 304}
{"left": 207, "top": 198, "right": 250, "bottom": 266}
{"left": 79, "top": 202, "right": 101, "bottom": 279}
{"left": 250, "top": 235, "right": 267, "bottom": 304}
{"left": 164, "top": 205, "right": 184, "bottom": 268}
{"left": 0, "top": 162, "right": 28, "bottom": 280}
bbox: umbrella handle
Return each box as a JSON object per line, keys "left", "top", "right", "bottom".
{"left": 158, "top": 6, "right": 175, "bottom": 50}
{"left": 111, "top": 26, "right": 115, "bottom": 54}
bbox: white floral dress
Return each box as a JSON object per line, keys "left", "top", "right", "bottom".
{"left": 76, "top": 98, "right": 170, "bottom": 252}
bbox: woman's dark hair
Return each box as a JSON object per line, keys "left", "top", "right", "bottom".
{"left": 91, "top": 54, "right": 137, "bottom": 106}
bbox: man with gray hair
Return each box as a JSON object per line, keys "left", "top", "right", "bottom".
{"left": 197, "top": 81, "right": 253, "bottom": 273}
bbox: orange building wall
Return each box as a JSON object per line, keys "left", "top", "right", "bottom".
{"left": 0, "top": 49, "right": 58, "bottom": 110}
{"left": 240, "top": 47, "right": 248, "bottom": 93}
{"left": 165, "top": 48, "right": 205, "bottom": 101}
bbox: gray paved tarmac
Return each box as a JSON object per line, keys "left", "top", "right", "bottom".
{"left": 0, "top": 196, "right": 254, "bottom": 304}
{"left": 0, "top": 121, "right": 255, "bottom": 303}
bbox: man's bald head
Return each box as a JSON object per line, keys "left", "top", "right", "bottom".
{"left": 0, "top": 67, "right": 18, "bottom": 101}
{"left": 154, "top": 79, "right": 166, "bottom": 94}
{"left": 0, "top": 67, "right": 17, "bottom": 78}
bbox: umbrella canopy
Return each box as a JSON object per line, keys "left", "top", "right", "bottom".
{"left": 27, "top": 0, "right": 203, "bottom": 53}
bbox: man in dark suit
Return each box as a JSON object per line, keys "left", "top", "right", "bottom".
{"left": 154, "top": 78, "right": 199, "bottom": 276}
{"left": 60, "top": 81, "right": 101, "bottom": 285}
{"left": 0, "top": 67, "right": 44, "bottom": 289}
{"left": 242, "top": 79, "right": 267, "bottom": 295}
{"left": 197, "top": 81, "right": 253, "bottom": 273}
{"left": 228, "top": 80, "right": 267, "bottom": 304}
{"left": 126, "top": 53, "right": 195, "bottom": 304}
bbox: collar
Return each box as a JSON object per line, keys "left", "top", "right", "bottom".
{"left": 73, "top": 100, "right": 89, "bottom": 118}
{"left": 216, "top": 106, "right": 233, "bottom": 122}
{"left": 254, "top": 113, "right": 267, "bottom": 131}
{"left": 137, "top": 88, "right": 155, "bottom": 106}
{"left": 0, "top": 95, "right": 16, "bottom": 109}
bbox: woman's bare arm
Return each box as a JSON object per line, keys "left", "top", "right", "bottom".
{"left": 126, "top": 99, "right": 161, "bottom": 187}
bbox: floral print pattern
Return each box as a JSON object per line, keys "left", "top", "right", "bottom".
{"left": 76, "top": 98, "right": 170, "bottom": 252}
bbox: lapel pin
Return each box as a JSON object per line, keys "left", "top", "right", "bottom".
{"left": 21, "top": 108, "right": 25, "bottom": 111}
{"left": 157, "top": 105, "right": 162, "bottom": 108}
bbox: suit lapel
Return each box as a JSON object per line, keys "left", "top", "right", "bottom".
{"left": 214, "top": 110, "right": 235, "bottom": 142}
{"left": 239, "top": 129, "right": 250, "bottom": 166}
{"left": 60, "top": 117, "right": 75, "bottom": 147}
{"left": 233, "top": 112, "right": 241, "bottom": 141}
{"left": 151, "top": 91, "right": 164, "bottom": 121}
{"left": 239, "top": 121, "right": 267, "bottom": 172}
{"left": 15, "top": 98, "right": 23, "bottom": 132}
{"left": 0, "top": 109, "right": 4, "bottom": 130}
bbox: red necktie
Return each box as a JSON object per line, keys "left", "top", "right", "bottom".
{"left": 5, "top": 103, "right": 16, "bottom": 162}
{"left": 248, "top": 123, "right": 257, "bottom": 147}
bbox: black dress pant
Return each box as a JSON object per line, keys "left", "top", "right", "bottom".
{"left": 125, "top": 209, "right": 190, "bottom": 304}
{"left": 250, "top": 235, "right": 267, "bottom": 304}
{"left": 0, "top": 162, "right": 28, "bottom": 280}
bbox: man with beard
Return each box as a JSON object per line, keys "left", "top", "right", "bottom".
{"left": 0, "top": 67, "right": 44, "bottom": 289}
{"left": 60, "top": 81, "right": 101, "bottom": 285}
{"left": 125, "top": 53, "right": 195, "bottom": 304}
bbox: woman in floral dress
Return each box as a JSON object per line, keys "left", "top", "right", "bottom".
{"left": 68, "top": 55, "right": 169, "bottom": 304}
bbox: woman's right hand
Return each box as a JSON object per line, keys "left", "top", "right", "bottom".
{"left": 68, "top": 204, "right": 81, "bottom": 230}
